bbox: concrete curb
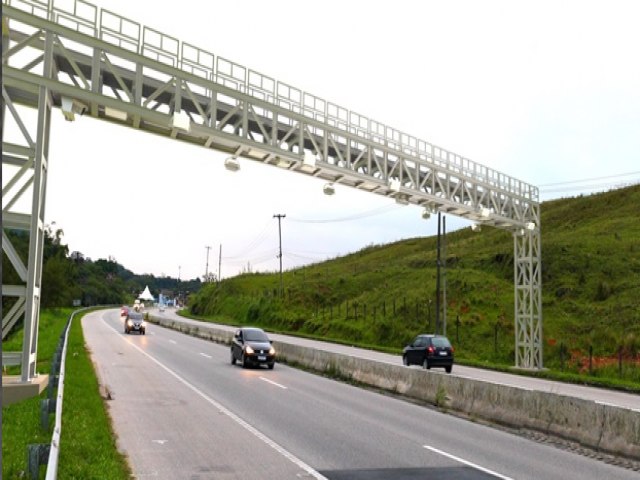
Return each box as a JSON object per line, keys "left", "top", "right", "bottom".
{"left": 148, "top": 314, "right": 640, "bottom": 460}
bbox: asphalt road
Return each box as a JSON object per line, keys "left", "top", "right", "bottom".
{"left": 83, "top": 309, "right": 638, "bottom": 479}
{"left": 153, "top": 307, "right": 640, "bottom": 411}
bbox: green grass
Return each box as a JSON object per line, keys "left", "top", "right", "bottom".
{"left": 188, "top": 184, "right": 640, "bottom": 390}
{"left": 57, "top": 309, "right": 131, "bottom": 479}
{"left": 2, "top": 308, "right": 130, "bottom": 480}
{"left": 3, "top": 308, "right": 73, "bottom": 479}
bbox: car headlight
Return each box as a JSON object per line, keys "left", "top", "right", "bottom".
{"left": 127, "top": 320, "right": 133, "bottom": 326}
{"left": 141, "top": 321, "right": 147, "bottom": 327}
{"left": 269, "top": 347, "right": 276, "bottom": 355}
{"left": 245, "top": 345, "right": 254, "bottom": 354}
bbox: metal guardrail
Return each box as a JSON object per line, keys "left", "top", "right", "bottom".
{"left": 26, "top": 307, "right": 92, "bottom": 480}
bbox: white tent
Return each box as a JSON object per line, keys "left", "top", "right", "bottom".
{"left": 138, "top": 285, "right": 154, "bottom": 301}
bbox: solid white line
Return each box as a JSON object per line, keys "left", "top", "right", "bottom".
{"left": 199, "top": 353, "right": 212, "bottom": 359}
{"left": 260, "top": 377, "right": 287, "bottom": 389}
{"left": 424, "top": 445, "right": 513, "bottom": 480}
{"left": 102, "top": 318, "right": 326, "bottom": 480}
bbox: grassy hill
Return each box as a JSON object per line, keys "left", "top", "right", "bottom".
{"left": 189, "top": 185, "right": 640, "bottom": 384}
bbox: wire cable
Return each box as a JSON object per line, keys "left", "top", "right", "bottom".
{"left": 539, "top": 170, "right": 640, "bottom": 187}
{"left": 288, "top": 203, "right": 402, "bottom": 224}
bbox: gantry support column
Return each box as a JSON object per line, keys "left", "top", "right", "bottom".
{"left": 2, "top": 18, "right": 54, "bottom": 382}
{"left": 514, "top": 227, "right": 543, "bottom": 369}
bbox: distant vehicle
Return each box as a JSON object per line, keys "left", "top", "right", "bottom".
{"left": 120, "top": 306, "right": 129, "bottom": 318}
{"left": 402, "top": 334, "right": 454, "bottom": 373}
{"left": 124, "top": 310, "right": 146, "bottom": 335}
{"left": 230, "top": 327, "right": 275, "bottom": 369}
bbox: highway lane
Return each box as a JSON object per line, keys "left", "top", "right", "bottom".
{"left": 83, "top": 309, "right": 637, "bottom": 479}
{"left": 152, "top": 308, "right": 640, "bottom": 411}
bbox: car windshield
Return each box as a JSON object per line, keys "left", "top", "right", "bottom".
{"left": 244, "top": 329, "right": 269, "bottom": 342}
{"left": 432, "top": 337, "right": 451, "bottom": 348}
{"left": 129, "top": 312, "right": 143, "bottom": 320}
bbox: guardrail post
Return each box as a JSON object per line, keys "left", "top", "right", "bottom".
{"left": 47, "top": 373, "right": 59, "bottom": 398}
{"left": 40, "top": 398, "right": 56, "bottom": 430}
{"left": 27, "top": 444, "right": 50, "bottom": 479}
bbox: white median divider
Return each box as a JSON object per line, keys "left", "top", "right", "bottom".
{"left": 148, "top": 313, "right": 640, "bottom": 461}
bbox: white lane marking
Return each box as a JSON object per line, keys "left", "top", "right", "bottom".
{"left": 102, "top": 319, "right": 326, "bottom": 480}
{"left": 260, "top": 377, "right": 287, "bottom": 389}
{"left": 424, "top": 445, "right": 513, "bottom": 480}
{"left": 152, "top": 440, "right": 168, "bottom": 445}
{"left": 199, "top": 353, "right": 212, "bottom": 359}
{"left": 169, "top": 340, "right": 177, "bottom": 344}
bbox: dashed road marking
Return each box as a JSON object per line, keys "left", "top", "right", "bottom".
{"left": 260, "top": 377, "right": 287, "bottom": 389}
{"left": 424, "top": 445, "right": 513, "bottom": 479}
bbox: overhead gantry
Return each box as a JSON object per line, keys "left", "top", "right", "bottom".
{"left": 2, "top": 0, "right": 543, "bottom": 386}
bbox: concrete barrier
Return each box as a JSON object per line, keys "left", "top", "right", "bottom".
{"left": 148, "top": 314, "right": 640, "bottom": 460}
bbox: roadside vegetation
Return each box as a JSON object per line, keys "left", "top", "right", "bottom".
{"left": 2, "top": 225, "right": 201, "bottom": 309}
{"left": 2, "top": 308, "right": 130, "bottom": 479}
{"left": 188, "top": 184, "right": 640, "bottom": 391}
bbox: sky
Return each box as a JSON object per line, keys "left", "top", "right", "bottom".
{"left": 5, "top": 0, "right": 640, "bottom": 281}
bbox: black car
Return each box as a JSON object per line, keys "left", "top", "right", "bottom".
{"left": 402, "top": 334, "right": 454, "bottom": 373}
{"left": 124, "top": 310, "right": 146, "bottom": 335}
{"left": 230, "top": 327, "right": 275, "bottom": 369}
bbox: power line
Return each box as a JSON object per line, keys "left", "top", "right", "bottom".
{"left": 540, "top": 179, "right": 639, "bottom": 194}
{"left": 222, "top": 249, "right": 279, "bottom": 266}
{"left": 222, "top": 219, "right": 273, "bottom": 259}
{"left": 539, "top": 170, "right": 640, "bottom": 187}
{"left": 288, "top": 204, "right": 402, "bottom": 224}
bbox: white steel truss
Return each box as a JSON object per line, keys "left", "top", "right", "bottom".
{"left": 1, "top": 0, "right": 544, "bottom": 378}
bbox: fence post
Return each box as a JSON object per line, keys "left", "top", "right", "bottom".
{"left": 618, "top": 346, "right": 623, "bottom": 377}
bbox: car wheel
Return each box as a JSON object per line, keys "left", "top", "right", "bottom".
{"left": 142, "top": 329, "right": 146, "bottom": 335}
{"left": 402, "top": 355, "right": 409, "bottom": 366}
{"left": 268, "top": 362, "right": 275, "bottom": 370}
{"left": 241, "top": 353, "right": 249, "bottom": 369}
{"left": 423, "top": 358, "right": 430, "bottom": 370}
{"left": 230, "top": 350, "right": 236, "bottom": 365}
{"left": 445, "top": 365, "right": 452, "bottom": 373}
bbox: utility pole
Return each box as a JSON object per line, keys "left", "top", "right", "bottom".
{"left": 218, "top": 244, "right": 222, "bottom": 284}
{"left": 205, "top": 245, "right": 212, "bottom": 281}
{"left": 443, "top": 215, "right": 447, "bottom": 336}
{"left": 273, "top": 214, "right": 286, "bottom": 297}
{"left": 435, "top": 211, "right": 441, "bottom": 334}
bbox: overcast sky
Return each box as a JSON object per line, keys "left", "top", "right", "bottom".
{"left": 7, "top": 0, "right": 640, "bottom": 280}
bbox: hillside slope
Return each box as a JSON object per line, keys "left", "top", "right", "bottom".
{"left": 190, "top": 185, "right": 640, "bottom": 375}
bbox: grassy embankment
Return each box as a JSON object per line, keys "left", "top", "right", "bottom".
{"left": 187, "top": 185, "right": 640, "bottom": 391}
{"left": 2, "top": 308, "right": 130, "bottom": 479}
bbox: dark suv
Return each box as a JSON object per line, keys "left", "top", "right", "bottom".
{"left": 402, "top": 334, "right": 454, "bottom": 373}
